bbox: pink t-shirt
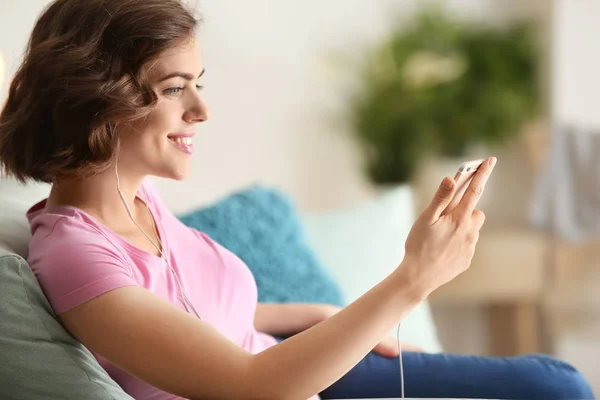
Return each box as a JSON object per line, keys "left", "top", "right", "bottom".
{"left": 27, "top": 178, "right": 319, "bottom": 400}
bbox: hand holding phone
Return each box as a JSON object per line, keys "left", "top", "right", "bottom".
{"left": 442, "top": 159, "right": 486, "bottom": 216}
{"left": 400, "top": 156, "right": 496, "bottom": 298}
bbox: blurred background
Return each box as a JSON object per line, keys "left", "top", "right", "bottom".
{"left": 2, "top": 0, "right": 600, "bottom": 394}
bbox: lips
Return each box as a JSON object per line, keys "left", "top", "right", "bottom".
{"left": 167, "top": 133, "right": 194, "bottom": 155}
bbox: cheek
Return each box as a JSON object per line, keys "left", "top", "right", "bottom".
{"left": 145, "top": 102, "right": 180, "bottom": 138}
{"left": 131, "top": 106, "right": 179, "bottom": 149}
{"left": 118, "top": 101, "right": 181, "bottom": 155}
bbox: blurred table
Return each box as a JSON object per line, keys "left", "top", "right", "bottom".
{"left": 429, "top": 226, "right": 551, "bottom": 356}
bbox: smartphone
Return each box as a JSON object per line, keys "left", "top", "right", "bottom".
{"left": 442, "top": 159, "right": 485, "bottom": 213}
{"left": 454, "top": 159, "right": 485, "bottom": 193}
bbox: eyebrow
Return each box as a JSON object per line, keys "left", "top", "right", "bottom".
{"left": 158, "top": 68, "right": 205, "bottom": 82}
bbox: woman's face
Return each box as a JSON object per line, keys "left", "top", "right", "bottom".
{"left": 117, "top": 36, "right": 208, "bottom": 181}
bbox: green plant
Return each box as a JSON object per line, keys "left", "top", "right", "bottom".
{"left": 346, "top": 5, "right": 541, "bottom": 184}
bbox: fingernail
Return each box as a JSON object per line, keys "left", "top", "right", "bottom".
{"left": 490, "top": 157, "right": 497, "bottom": 168}
{"left": 441, "top": 177, "right": 452, "bottom": 189}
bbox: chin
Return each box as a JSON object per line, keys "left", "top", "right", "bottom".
{"left": 170, "top": 169, "right": 191, "bottom": 181}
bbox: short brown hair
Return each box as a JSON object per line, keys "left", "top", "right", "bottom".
{"left": 0, "top": 0, "right": 199, "bottom": 183}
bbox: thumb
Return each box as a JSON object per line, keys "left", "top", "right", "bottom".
{"left": 425, "top": 177, "right": 456, "bottom": 221}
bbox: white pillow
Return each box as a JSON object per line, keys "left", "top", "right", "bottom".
{"left": 0, "top": 178, "right": 51, "bottom": 257}
{"left": 301, "top": 185, "right": 443, "bottom": 353}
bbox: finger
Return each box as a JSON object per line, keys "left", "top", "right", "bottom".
{"left": 441, "top": 171, "right": 472, "bottom": 216}
{"left": 425, "top": 177, "right": 456, "bottom": 222}
{"left": 472, "top": 209, "right": 486, "bottom": 231}
{"left": 454, "top": 157, "right": 496, "bottom": 220}
{"left": 374, "top": 341, "right": 399, "bottom": 358}
{"left": 400, "top": 342, "right": 426, "bottom": 353}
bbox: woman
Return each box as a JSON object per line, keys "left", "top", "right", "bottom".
{"left": 0, "top": 1, "right": 593, "bottom": 399}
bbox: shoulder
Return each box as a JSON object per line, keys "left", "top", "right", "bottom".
{"left": 27, "top": 206, "right": 137, "bottom": 315}
{"left": 28, "top": 205, "right": 128, "bottom": 268}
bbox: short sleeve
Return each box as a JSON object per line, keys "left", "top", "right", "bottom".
{"left": 29, "top": 219, "right": 138, "bottom": 315}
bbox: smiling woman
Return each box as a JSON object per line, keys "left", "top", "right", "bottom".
{"left": 0, "top": 0, "right": 206, "bottom": 184}
{"left": 0, "top": 1, "right": 594, "bottom": 400}
{"left": 115, "top": 39, "right": 208, "bottom": 182}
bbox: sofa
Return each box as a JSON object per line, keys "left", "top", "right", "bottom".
{"left": 0, "top": 177, "right": 442, "bottom": 399}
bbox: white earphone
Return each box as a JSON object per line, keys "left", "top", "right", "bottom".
{"left": 398, "top": 323, "right": 405, "bottom": 399}
{"left": 114, "top": 156, "right": 202, "bottom": 320}
{"left": 114, "top": 156, "right": 406, "bottom": 398}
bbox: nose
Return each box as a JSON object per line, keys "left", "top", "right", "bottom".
{"left": 183, "top": 93, "right": 209, "bottom": 124}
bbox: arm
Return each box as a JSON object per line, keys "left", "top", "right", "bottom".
{"left": 249, "top": 158, "right": 493, "bottom": 398}
{"left": 254, "top": 302, "right": 338, "bottom": 337}
{"left": 61, "top": 158, "right": 494, "bottom": 400}
{"left": 60, "top": 268, "right": 422, "bottom": 400}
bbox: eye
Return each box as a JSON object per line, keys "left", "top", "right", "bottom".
{"left": 163, "top": 85, "right": 204, "bottom": 97}
{"left": 164, "top": 86, "right": 184, "bottom": 96}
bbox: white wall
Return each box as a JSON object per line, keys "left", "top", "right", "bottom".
{"left": 1, "top": 0, "right": 542, "bottom": 214}
{"left": 551, "top": 0, "right": 600, "bottom": 393}
{"left": 553, "top": 0, "right": 600, "bottom": 129}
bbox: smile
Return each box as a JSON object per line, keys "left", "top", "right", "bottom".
{"left": 170, "top": 137, "right": 192, "bottom": 145}
{"left": 168, "top": 134, "right": 194, "bottom": 155}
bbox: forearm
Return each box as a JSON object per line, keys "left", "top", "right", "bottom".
{"left": 247, "top": 263, "right": 425, "bottom": 400}
{"left": 254, "top": 303, "right": 335, "bottom": 337}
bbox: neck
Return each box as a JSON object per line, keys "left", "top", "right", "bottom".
{"left": 48, "top": 165, "right": 147, "bottom": 228}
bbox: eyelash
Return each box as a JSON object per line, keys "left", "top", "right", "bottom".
{"left": 164, "top": 85, "right": 204, "bottom": 97}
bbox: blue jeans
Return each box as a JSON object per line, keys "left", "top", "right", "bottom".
{"left": 275, "top": 339, "right": 594, "bottom": 399}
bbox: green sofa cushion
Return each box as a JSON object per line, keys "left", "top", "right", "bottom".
{"left": 0, "top": 251, "right": 133, "bottom": 400}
